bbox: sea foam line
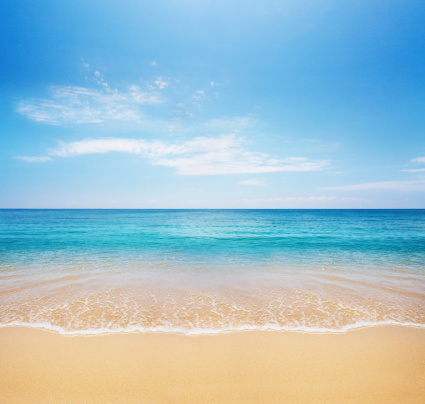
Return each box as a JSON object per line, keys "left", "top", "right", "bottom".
{"left": 1, "top": 320, "right": 425, "bottom": 336}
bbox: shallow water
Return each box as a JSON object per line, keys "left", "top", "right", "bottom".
{"left": 1, "top": 209, "right": 424, "bottom": 334}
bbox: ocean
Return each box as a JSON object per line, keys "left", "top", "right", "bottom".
{"left": 0, "top": 209, "right": 424, "bottom": 334}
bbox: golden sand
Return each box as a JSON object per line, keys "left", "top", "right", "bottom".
{"left": 1, "top": 326, "right": 424, "bottom": 403}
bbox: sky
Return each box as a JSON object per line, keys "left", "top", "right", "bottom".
{"left": 1, "top": 0, "right": 425, "bottom": 208}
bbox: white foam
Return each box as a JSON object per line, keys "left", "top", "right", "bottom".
{"left": 1, "top": 320, "right": 424, "bottom": 336}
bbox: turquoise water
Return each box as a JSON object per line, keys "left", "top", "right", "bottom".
{"left": 1, "top": 209, "right": 424, "bottom": 334}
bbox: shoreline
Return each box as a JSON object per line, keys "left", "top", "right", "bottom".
{"left": 2, "top": 320, "right": 425, "bottom": 337}
{"left": 1, "top": 325, "right": 425, "bottom": 403}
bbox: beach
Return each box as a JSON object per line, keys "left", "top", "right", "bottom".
{"left": 1, "top": 210, "right": 424, "bottom": 402}
{"left": 1, "top": 325, "right": 425, "bottom": 403}
{"left": 3, "top": 0, "right": 425, "bottom": 398}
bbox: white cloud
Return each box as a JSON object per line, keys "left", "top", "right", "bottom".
{"left": 189, "top": 81, "right": 219, "bottom": 104}
{"left": 128, "top": 85, "right": 162, "bottom": 104}
{"left": 191, "top": 89, "right": 205, "bottom": 100}
{"left": 17, "top": 68, "right": 219, "bottom": 127}
{"left": 400, "top": 157, "right": 425, "bottom": 172}
{"left": 272, "top": 196, "right": 337, "bottom": 202}
{"left": 154, "top": 76, "right": 169, "bottom": 89}
{"left": 17, "top": 80, "right": 163, "bottom": 126}
{"left": 150, "top": 135, "right": 328, "bottom": 175}
{"left": 173, "top": 103, "right": 192, "bottom": 118}
{"left": 50, "top": 138, "right": 182, "bottom": 158}
{"left": 401, "top": 168, "right": 425, "bottom": 173}
{"left": 238, "top": 179, "right": 265, "bottom": 186}
{"left": 239, "top": 196, "right": 371, "bottom": 205}
{"left": 22, "top": 134, "right": 329, "bottom": 176}
{"left": 247, "top": 196, "right": 338, "bottom": 202}
{"left": 339, "top": 197, "right": 371, "bottom": 202}
{"left": 16, "top": 156, "right": 52, "bottom": 162}
{"left": 320, "top": 179, "right": 425, "bottom": 191}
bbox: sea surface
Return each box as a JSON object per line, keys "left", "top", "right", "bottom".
{"left": 0, "top": 209, "right": 424, "bottom": 334}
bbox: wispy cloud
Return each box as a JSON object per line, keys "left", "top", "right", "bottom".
{"left": 323, "top": 157, "right": 425, "bottom": 192}
{"left": 21, "top": 134, "right": 329, "bottom": 176}
{"left": 320, "top": 179, "right": 425, "bottom": 191}
{"left": 401, "top": 157, "right": 425, "bottom": 172}
{"left": 191, "top": 81, "right": 217, "bottom": 101}
{"left": 49, "top": 138, "right": 181, "bottom": 158}
{"left": 170, "top": 81, "right": 219, "bottom": 119}
{"left": 191, "top": 89, "right": 205, "bottom": 100}
{"left": 149, "top": 135, "right": 328, "bottom": 175}
{"left": 173, "top": 103, "right": 192, "bottom": 118}
{"left": 241, "top": 196, "right": 370, "bottom": 204}
{"left": 15, "top": 156, "right": 52, "bottom": 163}
{"left": 401, "top": 168, "right": 425, "bottom": 173}
{"left": 17, "top": 85, "right": 162, "bottom": 125}
{"left": 266, "top": 196, "right": 337, "bottom": 202}
{"left": 154, "top": 76, "right": 169, "bottom": 89}
{"left": 17, "top": 66, "right": 168, "bottom": 126}
{"left": 17, "top": 65, "right": 220, "bottom": 129}
{"left": 238, "top": 179, "right": 265, "bottom": 186}
{"left": 244, "top": 196, "right": 338, "bottom": 203}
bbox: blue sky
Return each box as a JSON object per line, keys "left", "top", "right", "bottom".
{"left": 1, "top": 0, "right": 425, "bottom": 208}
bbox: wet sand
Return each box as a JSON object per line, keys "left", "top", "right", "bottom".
{"left": 1, "top": 326, "right": 424, "bottom": 403}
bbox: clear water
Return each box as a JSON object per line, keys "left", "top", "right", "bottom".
{"left": 0, "top": 209, "right": 424, "bottom": 334}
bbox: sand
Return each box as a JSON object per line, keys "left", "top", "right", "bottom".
{"left": 1, "top": 325, "right": 424, "bottom": 403}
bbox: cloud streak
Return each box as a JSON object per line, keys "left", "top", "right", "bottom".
{"left": 16, "top": 156, "right": 52, "bottom": 163}
{"left": 238, "top": 179, "right": 265, "bottom": 186}
{"left": 240, "top": 196, "right": 370, "bottom": 204}
{"left": 401, "top": 157, "right": 425, "bottom": 172}
{"left": 401, "top": 168, "right": 425, "bottom": 173}
{"left": 17, "top": 64, "right": 218, "bottom": 128}
{"left": 320, "top": 179, "right": 425, "bottom": 192}
{"left": 22, "top": 134, "right": 329, "bottom": 176}
{"left": 17, "top": 78, "right": 167, "bottom": 125}
{"left": 257, "top": 196, "right": 338, "bottom": 202}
